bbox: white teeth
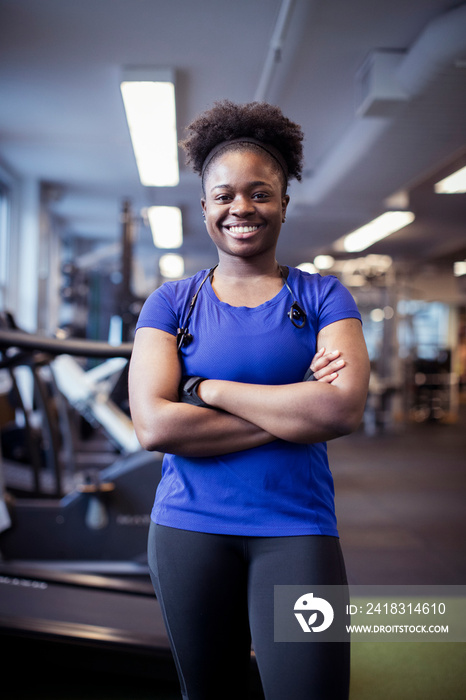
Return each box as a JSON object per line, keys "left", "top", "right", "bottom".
{"left": 228, "top": 225, "right": 258, "bottom": 233}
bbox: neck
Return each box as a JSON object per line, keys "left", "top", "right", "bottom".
{"left": 215, "top": 252, "right": 280, "bottom": 281}
{"left": 210, "top": 253, "right": 285, "bottom": 308}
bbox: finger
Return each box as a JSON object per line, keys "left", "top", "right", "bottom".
{"left": 314, "top": 359, "right": 345, "bottom": 380}
{"left": 312, "top": 350, "right": 341, "bottom": 372}
{"left": 311, "top": 353, "right": 345, "bottom": 372}
{"left": 323, "top": 349, "right": 341, "bottom": 362}
{"left": 316, "top": 372, "right": 339, "bottom": 383}
{"left": 310, "top": 348, "right": 325, "bottom": 368}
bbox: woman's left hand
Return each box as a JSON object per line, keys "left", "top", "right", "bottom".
{"left": 304, "top": 347, "right": 345, "bottom": 383}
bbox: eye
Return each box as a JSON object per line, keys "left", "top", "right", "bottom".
{"left": 214, "top": 193, "right": 232, "bottom": 202}
{"left": 252, "top": 191, "right": 271, "bottom": 200}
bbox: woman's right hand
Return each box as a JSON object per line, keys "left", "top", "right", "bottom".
{"left": 304, "top": 347, "right": 345, "bottom": 383}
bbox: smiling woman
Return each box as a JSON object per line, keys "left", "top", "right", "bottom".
{"left": 129, "top": 100, "right": 370, "bottom": 700}
{"left": 201, "top": 149, "right": 288, "bottom": 271}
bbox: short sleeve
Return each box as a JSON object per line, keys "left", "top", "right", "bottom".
{"left": 135, "top": 284, "right": 178, "bottom": 336}
{"left": 317, "top": 275, "right": 362, "bottom": 332}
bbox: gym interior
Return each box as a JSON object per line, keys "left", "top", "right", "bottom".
{"left": 0, "top": 2, "right": 465, "bottom": 699}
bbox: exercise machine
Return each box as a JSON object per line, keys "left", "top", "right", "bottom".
{"left": 0, "top": 324, "right": 162, "bottom": 569}
{"left": 0, "top": 562, "right": 264, "bottom": 692}
{"left": 0, "top": 326, "right": 264, "bottom": 695}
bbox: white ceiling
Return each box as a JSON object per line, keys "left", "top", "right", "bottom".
{"left": 1, "top": 0, "right": 465, "bottom": 285}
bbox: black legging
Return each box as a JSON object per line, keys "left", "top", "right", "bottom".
{"left": 148, "top": 522, "right": 350, "bottom": 700}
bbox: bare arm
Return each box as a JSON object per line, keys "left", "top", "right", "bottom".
{"left": 198, "top": 318, "right": 370, "bottom": 444}
{"left": 129, "top": 327, "right": 276, "bottom": 457}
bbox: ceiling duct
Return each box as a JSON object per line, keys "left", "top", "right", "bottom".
{"left": 355, "top": 50, "right": 408, "bottom": 117}
{"left": 396, "top": 2, "right": 466, "bottom": 98}
{"left": 296, "top": 3, "right": 466, "bottom": 205}
{"left": 254, "top": 0, "right": 296, "bottom": 102}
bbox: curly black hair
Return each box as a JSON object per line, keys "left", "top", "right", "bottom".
{"left": 180, "top": 100, "right": 304, "bottom": 190}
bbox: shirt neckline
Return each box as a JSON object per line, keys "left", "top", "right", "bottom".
{"left": 204, "top": 266, "right": 293, "bottom": 311}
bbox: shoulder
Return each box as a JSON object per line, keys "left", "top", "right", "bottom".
{"left": 136, "top": 269, "right": 211, "bottom": 332}
{"left": 288, "top": 266, "right": 353, "bottom": 293}
{"left": 287, "top": 266, "right": 361, "bottom": 325}
{"left": 286, "top": 266, "right": 339, "bottom": 295}
{"left": 144, "top": 269, "right": 210, "bottom": 307}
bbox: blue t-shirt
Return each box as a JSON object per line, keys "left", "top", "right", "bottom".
{"left": 135, "top": 266, "right": 361, "bottom": 536}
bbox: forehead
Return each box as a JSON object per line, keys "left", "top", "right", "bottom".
{"left": 204, "top": 147, "right": 284, "bottom": 191}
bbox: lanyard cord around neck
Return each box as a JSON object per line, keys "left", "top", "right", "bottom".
{"left": 176, "top": 263, "right": 306, "bottom": 352}
{"left": 176, "top": 265, "right": 217, "bottom": 351}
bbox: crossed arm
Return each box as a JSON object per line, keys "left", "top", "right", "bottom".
{"left": 128, "top": 318, "right": 370, "bottom": 457}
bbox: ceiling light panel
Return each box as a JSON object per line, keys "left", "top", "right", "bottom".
{"left": 434, "top": 166, "right": 466, "bottom": 194}
{"left": 121, "top": 69, "right": 179, "bottom": 187}
{"left": 313, "top": 255, "right": 335, "bottom": 270}
{"left": 147, "top": 206, "right": 183, "bottom": 248}
{"left": 159, "top": 253, "right": 184, "bottom": 279}
{"left": 343, "top": 211, "right": 415, "bottom": 253}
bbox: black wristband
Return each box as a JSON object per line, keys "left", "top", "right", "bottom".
{"left": 179, "top": 375, "right": 211, "bottom": 408}
{"left": 302, "top": 367, "right": 316, "bottom": 382}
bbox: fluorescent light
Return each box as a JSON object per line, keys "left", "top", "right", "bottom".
{"left": 370, "top": 308, "right": 385, "bottom": 322}
{"left": 434, "top": 166, "right": 466, "bottom": 194}
{"left": 147, "top": 206, "right": 183, "bottom": 248}
{"left": 313, "top": 255, "right": 335, "bottom": 270}
{"left": 454, "top": 261, "right": 466, "bottom": 277}
{"left": 159, "top": 253, "right": 184, "bottom": 279}
{"left": 343, "top": 211, "right": 415, "bottom": 252}
{"left": 121, "top": 70, "right": 179, "bottom": 186}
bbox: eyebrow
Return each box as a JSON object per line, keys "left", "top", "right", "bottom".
{"left": 210, "top": 180, "right": 272, "bottom": 193}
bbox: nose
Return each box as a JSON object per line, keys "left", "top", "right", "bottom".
{"left": 230, "top": 194, "right": 255, "bottom": 217}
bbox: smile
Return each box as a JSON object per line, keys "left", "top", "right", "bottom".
{"left": 226, "top": 225, "right": 259, "bottom": 235}
{"left": 225, "top": 224, "right": 260, "bottom": 240}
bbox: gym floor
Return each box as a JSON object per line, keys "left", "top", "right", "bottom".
{"left": 330, "top": 402, "right": 466, "bottom": 587}
{"left": 6, "top": 401, "right": 466, "bottom": 700}
{"left": 330, "top": 401, "right": 466, "bottom": 700}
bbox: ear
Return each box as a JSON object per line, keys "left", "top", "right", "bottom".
{"left": 282, "top": 194, "right": 290, "bottom": 222}
{"left": 201, "top": 198, "right": 207, "bottom": 222}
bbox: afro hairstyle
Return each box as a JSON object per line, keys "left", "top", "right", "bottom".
{"left": 180, "top": 100, "right": 304, "bottom": 190}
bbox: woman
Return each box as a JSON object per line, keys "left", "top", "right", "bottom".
{"left": 129, "top": 101, "right": 370, "bottom": 700}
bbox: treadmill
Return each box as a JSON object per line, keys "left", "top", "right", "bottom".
{"left": 0, "top": 328, "right": 263, "bottom": 695}
{"left": 0, "top": 564, "right": 178, "bottom": 682}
